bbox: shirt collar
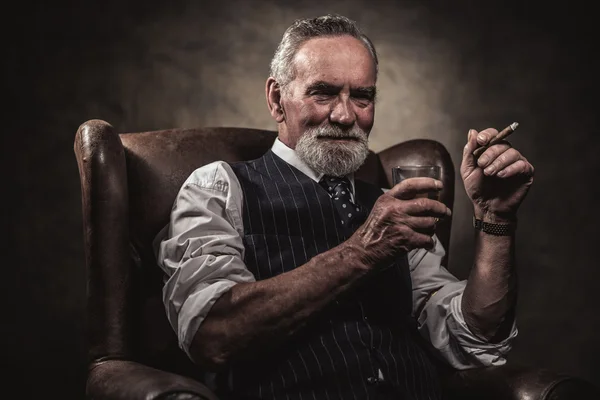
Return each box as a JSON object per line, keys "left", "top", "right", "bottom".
{"left": 270, "top": 138, "right": 355, "bottom": 191}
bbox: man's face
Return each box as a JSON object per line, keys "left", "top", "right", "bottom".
{"left": 279, "top": 35, "right": 377, "bottom": 149}
{"left": 276, "top": 35, "right": 377, "bottom": 176}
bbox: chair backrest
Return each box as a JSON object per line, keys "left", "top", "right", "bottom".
{"left": 74, "top": 119, "right": 454, "bottom": 379}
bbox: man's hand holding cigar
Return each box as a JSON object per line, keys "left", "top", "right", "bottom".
{"left": 459, "top": 123, "right": 535, "bottom": 342}
{"left": 461, "top": 123, "right": 535, "bottom": 224}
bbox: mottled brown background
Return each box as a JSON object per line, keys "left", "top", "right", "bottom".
{"left": 6, "top": 0, "right": 599, "bottom": 397}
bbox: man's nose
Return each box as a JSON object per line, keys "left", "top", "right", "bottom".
{"left": 329, "top": 96, "right": 356, "bottom": 127}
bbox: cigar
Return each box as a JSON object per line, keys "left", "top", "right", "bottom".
{"left": 473, "top": 122, "right": 519, "bottom": 158}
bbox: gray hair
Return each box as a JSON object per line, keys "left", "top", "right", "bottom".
{"left": 270, "top": 14, "right": 378, "bottom": 89}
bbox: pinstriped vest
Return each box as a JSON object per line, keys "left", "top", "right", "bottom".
{"left": 223, "top": 150, "right": 442, "bottom": 400}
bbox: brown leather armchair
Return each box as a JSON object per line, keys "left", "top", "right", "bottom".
{"left": 74, "top": 119, "right": 599, "bottom": 400}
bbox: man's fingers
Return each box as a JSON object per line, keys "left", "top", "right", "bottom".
{"left": 402, "top": 197, "right": 452, "bottom": 218}
{"left": 478, "top": 146, "right": 519, "bottom": 176}
{"left": 461, "top": 129, "right": 479, "bottom": 172}
{"left": 496, "top": 159, "right": 535, "bottom": 178}
{"left": 476, "top": 141, "right": 512, "bottom": 167}
{"left": 388, "top": 177, "right": 443, "bottom": 200}
{"left": 412, "top": 232, "right": 436, "bottom": 250}
{"left": 463, "top": 128, "right": 500, "bottom": 162}
{"left": 405, "top": 216, "right": 438, "bottom": 235}
{"left": 464, "top": 129, "right": 478, "bottom": 154}
{"left": 476, "top": 128, "right": 499, "bottom": 146}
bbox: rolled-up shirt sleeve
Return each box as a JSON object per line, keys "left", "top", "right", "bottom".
{"left": 410, "top": 235, "right": 518, "bottom": 370}
{"left": 153, "top": 161, "right": 255, "bottom": 356}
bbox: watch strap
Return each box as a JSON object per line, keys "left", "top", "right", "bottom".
{"left": 473, "top": 216, "right": 516, "bottom": 236}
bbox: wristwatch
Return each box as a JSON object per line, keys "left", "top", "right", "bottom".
{"left": 473, "top": 216, "right": 516, "bottom": 236}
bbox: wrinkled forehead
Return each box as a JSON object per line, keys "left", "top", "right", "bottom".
{"left": 290, "top": 36, "right": 377, "bottom": 89}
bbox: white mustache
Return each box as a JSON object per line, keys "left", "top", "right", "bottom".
{"left": 312, "top": 125, "right": 367, "bottom": 140}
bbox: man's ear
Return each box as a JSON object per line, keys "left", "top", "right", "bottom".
{"left": 266, "top": 77, "right": 285, "bottom": 123}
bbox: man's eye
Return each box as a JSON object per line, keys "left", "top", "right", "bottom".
{"left": 312, "top": 92, "right": 335, "bottom": 101}
{"left": 353, "top": 96, "right": 373, "bottom": 106}
{"left": 353, "top": 93, "right": 373, "bottom": 101}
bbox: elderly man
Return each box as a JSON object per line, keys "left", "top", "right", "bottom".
{"left": 155, "top": 14, "right": 534, "bottom": 400}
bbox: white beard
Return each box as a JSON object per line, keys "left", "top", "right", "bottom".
{"left": 295, "top": 125, "right": 370, "bottom": 177}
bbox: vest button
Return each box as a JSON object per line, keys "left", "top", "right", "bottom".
{"left": 366, "top": 376, "right": 379, "bottom": 385}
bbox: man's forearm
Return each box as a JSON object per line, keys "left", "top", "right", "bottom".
{"left": 189, "top": 243, "right": 372, "bottom": 370}
{"left": 462, "top": 228, "right": 517, "bottom": 342}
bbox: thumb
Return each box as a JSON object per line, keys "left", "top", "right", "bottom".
{"left": 461, "top": 129, "right": 479, "bottom": 174}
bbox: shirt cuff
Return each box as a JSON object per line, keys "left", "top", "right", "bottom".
{"left": 176, "top": 279, "right": 239, "bottom": 357}
{"left": 446, "top": 292, "right": 518, "bottom": 369}
{"left": 417, "top": 281, "right": 518, "bottom": 370}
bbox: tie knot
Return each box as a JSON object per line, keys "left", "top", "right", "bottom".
{"left": 320, "top": 175, "right": 352, "bottom": 197}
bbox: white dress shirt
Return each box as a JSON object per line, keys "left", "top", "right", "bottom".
{"left": 154, "top": 138, "right": 517, "bottom": 370}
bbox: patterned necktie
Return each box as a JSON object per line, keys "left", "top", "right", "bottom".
{"left": 319, "top": 175, "right": 362, "bottom": 226}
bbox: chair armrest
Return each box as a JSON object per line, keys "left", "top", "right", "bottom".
{"left": 442, "top": 364, "right": 600, "bottom": 400}
{"left": 87, "top": 359, "right": 219, "bottom": 400}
